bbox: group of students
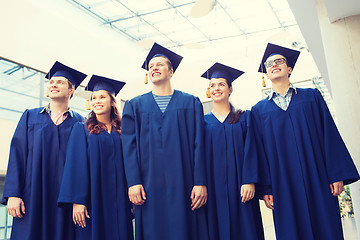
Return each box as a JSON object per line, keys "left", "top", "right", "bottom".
{"left": 2, "top": 42, "right": 359, "bottom": 240}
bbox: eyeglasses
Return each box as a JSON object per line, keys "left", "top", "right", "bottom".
{"left": 264, "top": 58, "right": 287, "bottom": 68}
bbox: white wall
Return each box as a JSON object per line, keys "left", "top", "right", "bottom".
{"left": 0, "top": 119, "right": 18, "bottom": 171}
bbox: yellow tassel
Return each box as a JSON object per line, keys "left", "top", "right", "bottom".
{"left": 262, "top": 76, "right": 266, "bottom": 87}
{"left": 144, "top": 73, "right": 148, "bottom": 84}
{"left": 85, "top": 99, "right": 91, "bottom": 110}
{"left": 206, "top": 87, "right": 211, "bottom": 98}
{"left": 46, "top": 89, "right": 49, "bottom": 97}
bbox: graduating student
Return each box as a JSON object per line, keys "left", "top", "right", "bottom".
{"left": 58, "top": 75, "right": 133, "bottom": 240}
{"left": 121, "top": 43, "right": 209, "bottom": 240}
{"left": 202, "top": 63, "right": 267, "bottom": 240}
{"left": 2, "top": 61, "right": 86, "bottom": 240}
{"left": 251, "top": 43, "right": 360, "bottom": 240}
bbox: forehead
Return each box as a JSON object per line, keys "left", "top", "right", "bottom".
{"left": 49, "top": 76, "right": 69, "bottom": 82}
{"left": 149, "top": 56, "right": 168, "bottom": 65}
{"left": 210, "top": 78, "right": 228, "bottom": 84}
{"left": 92, "top": 90, "right": 109, "bottom": 96}
{"left": 266, "top": 54, "right": 286, "bottom": 62}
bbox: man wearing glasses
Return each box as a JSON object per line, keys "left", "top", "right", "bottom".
{"left": 251, "top": 43, "right": 359, "bottom": 240}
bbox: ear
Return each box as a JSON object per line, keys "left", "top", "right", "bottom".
{"left": 229, "top": 86, "right": 233, "bottom": 95}
{"left": 169, "top": 68, "right": 174, "bottom": 77}
{"left": 69, "top": 87, "right": 75, "bottom": 96}
{"left": 288, "top": 67, "right": 293, "bottom": 75}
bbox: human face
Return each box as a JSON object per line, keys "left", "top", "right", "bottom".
{"left": 265, "top": 54, "right": 292, "bottom": 81}
{"left": 91, "top": 90, "right": 112, "bottom": 116}
{"left": 209, "top": 78, "right": 232, "bottom": 103}
{"left": 148, "top": 56, "right": 173, "bottom": 84}
{"left": 47, "top": 76, "right": 74, "bottom": 100}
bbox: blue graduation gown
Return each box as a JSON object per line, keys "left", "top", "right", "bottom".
{"left": 121, "top": 90, "right": 209, "bottom": 240}
{"left": 58, "top": 122, "right": 133, "bottom": 240}
{"left": 204, "top": 111, "right": 267, "bottom": 240}
{"left": 1, "top": 107, "right": 84, "bottom": 240}
{"left": 251, "top": 88, "right": 360, "bottom": 240}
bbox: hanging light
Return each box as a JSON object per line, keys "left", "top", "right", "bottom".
{"left": 190, "top": 0, "right": 216, "bottom": 18}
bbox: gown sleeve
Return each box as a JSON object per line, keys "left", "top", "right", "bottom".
{"left": 121, "top": 100, "right": 143, "bottom": 188}
{"left": 193, "top": 97, "right": 206, "bottom": 186}
{"left": 249, "top": 107, "right": 272, "bottom": 197}
{"left": 2, "top": 110, "right": 30, "bottom": 204}
{"left": 58, "top": 122, "right": 90, "bottom": 207}
{"left": 314, "top": 89, "right": 359, "bottom": 185}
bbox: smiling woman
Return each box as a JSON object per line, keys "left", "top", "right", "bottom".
{"left": 58, "top": 75, "right": 133, "bottom": 240}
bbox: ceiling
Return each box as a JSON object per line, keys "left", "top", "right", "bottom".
{"left": 67, "top": 0, "right": 299, "bottom": 49}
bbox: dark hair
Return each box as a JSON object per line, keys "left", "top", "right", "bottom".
{"left": 223, "top": 79, "right": 242, "bottom": 124}
{"left": 228, "top": 102, "right": 242, "bottom": 124}
{"left": 85, "top": 92, "right": 121, "bottom": 135}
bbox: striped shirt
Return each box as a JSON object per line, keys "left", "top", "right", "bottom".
{"left": 153, "top": 93, "right": 172, "bottom": 113}
{"left": 268, "top": 84, "right": 297, "bottom": 111}
{"left": 40, "top": 103, "right": 73, "bottom": 125}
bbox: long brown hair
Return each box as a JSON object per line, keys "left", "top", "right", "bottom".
{"left": 86, "top": 91, "right": 121, "bottom": 135}
{"left": 225, "top": 79, "right": 242, "bottom": 124}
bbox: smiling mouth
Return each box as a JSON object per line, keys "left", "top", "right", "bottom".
{"left": 152, "top": 72, "right": 161, "bottom": 77}
{"left": 272, "top": 68, "right": 281, "bottom": 73}
{"left": 212, "top": 92, "right": 222, "bottom": 96}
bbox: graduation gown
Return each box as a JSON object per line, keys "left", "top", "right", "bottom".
{"left": 121, "top": 90, "right": 209, "bottom": 240}
{"left": 58, "top": 122, "right": 133, "bottom": 240}
{"left": 1, "top": 107, "right": 84, "bottom": 240}
{"left": 251, "top": 88, "right": 360, "bottom": 240}
{"left": 204, "top": 111, "right": 267, "bottom": 240}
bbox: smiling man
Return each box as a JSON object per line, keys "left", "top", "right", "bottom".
{"left": 2, "top": 61, "right": 86, "bottom": 240}
{"left": 121, "top": 43, "right": 208, "bottom": 240}
{"left": 251, "top": 43, "right": 359, "bottom": 240}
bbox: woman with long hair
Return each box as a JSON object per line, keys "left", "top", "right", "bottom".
{"left": 58, "top": 75, "right": 133, "bottom": 240}
{"left": 202, "top": 63, "right": 270, "bottom": 240}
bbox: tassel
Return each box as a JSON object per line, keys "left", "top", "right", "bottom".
{"left": 206, "top": 87, "right": 211, "bottom": 98}
{"left": 144, "top": 73, "right": 148, "bottom": 84}
{"left": 46, "top": 89, "right": 49, "bottom": 97}
{"left": 262, "top": 76, "right": 266, "bottom": 87}
{"left": 85, "top": 99, "right": 91, "bottom": 110}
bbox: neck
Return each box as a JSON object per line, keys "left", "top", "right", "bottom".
{"left": 271, "top": 78, "right": 290, "bottom": 96}
{"left": 212, "top": 100, "right": 231, "bottom": 116}
{"left": 152, "top": 81, "right": 173, "bottom": 96}
{"left": 96, "top": 113, "right": 112, "bottom": 132}
{"left": 49, "top": 99, "right": 69, "bottom": 113}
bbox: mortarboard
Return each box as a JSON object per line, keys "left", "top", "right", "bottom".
{"left": 45, "top": 61, "right": 87, "bottom": 89}
{"left": 86, "top": 75, "right": 125, "bottom": 97}
{"left": 201, "top": 62, "right": 244, "bottom": 83}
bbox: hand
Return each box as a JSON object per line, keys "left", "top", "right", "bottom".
{"left": 330, "top": 181, "right": 344, "bottom": 196}
{"left": 7, "top": 197, "right": 25, "bottom": 218}
{"left": 241, "top": 183, "right": 255, "bottom": 203}
{"left": 128, "top": 184, "right": 146, "bottom": 205}
{"left": 190, "top": 185, "right": 207, "bottom": 211}
{"left": 73, "top": 204, "right": 90, "bottom": 228}
{"left": 263, "top": 195, "right": 274, "bottom": 210}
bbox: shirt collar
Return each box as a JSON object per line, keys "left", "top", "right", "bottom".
{"left": 268, "top": 83, "right": 297, "bottom": 100}
{"left": 40, "top": 103, "right": 73, "bottom": 117}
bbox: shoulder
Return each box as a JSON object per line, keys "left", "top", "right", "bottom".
{"left": 240, "top": 110, "right": 250, "bottom": 122}
{"left": 252, "top": 97, "right": 270, "bottom": 113}
{"left": 71, "top": 111, "right": 85, "bottom": 122}
{"left": 296, "top": 87, "right": 320, "bottom": 96}
{"left": 128, "top": 91, "right": 151, "bottom": 104}
{"left": 174, "top": 90, "right": 201, "bottom": 104}
{"left": 204, "top": 113, "right": 213, "bottom": 123}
